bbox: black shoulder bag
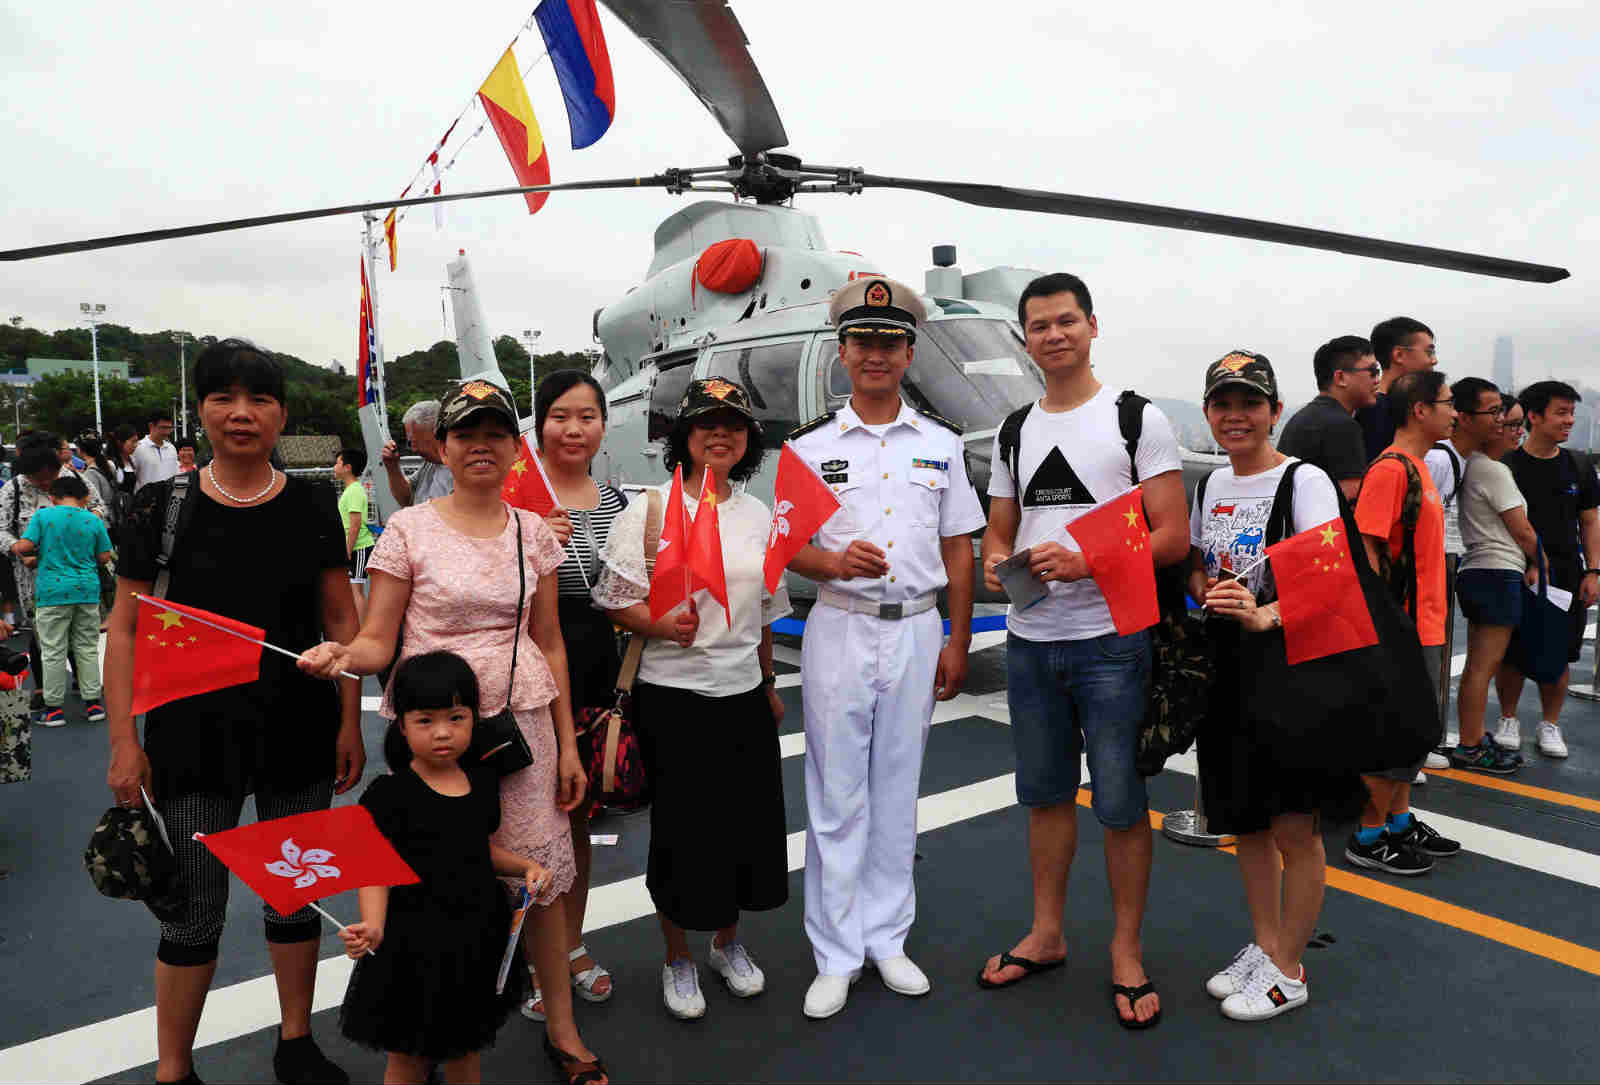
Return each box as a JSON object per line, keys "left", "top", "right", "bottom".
{"left": 466, "top": 513, "right": 535, "bottom": 777}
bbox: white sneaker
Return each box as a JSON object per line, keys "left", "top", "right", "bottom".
{"left": 1413, "top": 770, "right": 1428, "bottom": 785}
{"left": 1494, "top": 717, "right": 1522, "bottom": 749}
{"left": 662, "top": 958, "right": 706, "bottom": 1020}
{"left": 1424, "top": 751, "right": 1450, "bottom": 770}
{"left": 1538, "top": 721, "right": 1569, "bottom": 758}
{"left": 519, "top": 965, "right": 545, "bottom": 1021}
{"left": 1206, "top": 943, "right": 1268, "bottom": 1000}
{"left": 871, "top": 955, "right": 930, "bottom": 997}
{"left": 1443, "top": 730, "right": 1460, "bottom": 749}
{"left": 1220, "top": 960, "right": 1308, "bottom": 1021}
{"left": 708, "top": 938, "right": 765, "bottom": 998}
{"left": 802, "top": 971, "right": 860, "bottom": 1020}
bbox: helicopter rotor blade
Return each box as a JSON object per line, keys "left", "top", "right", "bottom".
{"left": 0, "top": 176, "right": 675, "bottom": 262}
{"left": 857, "top": 174, "right": 1569, "bottom": 284}
{"left": 599, "top": 0, "right": 787, "bottom": 155}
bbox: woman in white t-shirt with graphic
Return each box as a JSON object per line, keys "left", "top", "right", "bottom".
{"left": 1185, "top": 351, "right": 1364, "bottom": 1024}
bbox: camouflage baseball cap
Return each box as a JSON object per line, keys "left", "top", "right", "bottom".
{"left": 84, "top": 804, "right": 185, "bottom": 921}
{"left": 435, "top": 378, "right": 520, "bottom": 438}
{"left": 1203, "top": 350, "right": 1279, "bottom": 403}
{"left": 678, "top": 377, "right": 761, "bottom": 434}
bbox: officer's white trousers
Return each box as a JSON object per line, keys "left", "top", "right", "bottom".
{"left": 801, "top": 603, "right": 942, "bottom": 976}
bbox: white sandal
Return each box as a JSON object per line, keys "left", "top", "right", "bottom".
{"left": 519, "top": 964, "right": 546, "bottom": 1022}
{"left": 570, "top": 944, "right": 614, "bottom": 1003}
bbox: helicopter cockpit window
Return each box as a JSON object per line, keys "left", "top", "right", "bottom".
{"left": 647, "top": 355, "right": 698, "bottom": 443}
{"left": 705, "top": 340, "right": 804, "bottom": 447}
{"left": 902, "top": 319, "right": 1045, "bottom": 434}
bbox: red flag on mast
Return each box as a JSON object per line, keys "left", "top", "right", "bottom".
{"left": 1063, "top": 487, "right": 1160, "bottom": 636}
{"left": 764, "top": 444, "right": 840, "bottom": 592}
{"left": 1266, "top": 517, "right": 1380, "bottom": 664}
{"left": 196, "top": 806, "right": 419, "bottom": 917}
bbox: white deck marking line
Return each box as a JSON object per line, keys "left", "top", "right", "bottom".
{"left": 0, "top": 772, "right": 1022, "bottom": 1085}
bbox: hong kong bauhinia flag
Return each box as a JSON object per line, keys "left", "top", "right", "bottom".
{"left": 196, "top": 806, "right": 419, "bottom": 916}
{"left": 1063, "top": 486, "right": 1160, "bottom": 636}
{"left": 764, "top": 444, "right": 840, "bottom": 592}
{"left": 131, "top": 596, "right": 264, "bottom": 715}
{"left": 502, "top": 435, "right": 559, "bottom": 517}
{"left": 1266, "top": 517, "right": 1380, "bottom": 664}
{"left": 649, "top": 466, "right": 695, "bottom": 620}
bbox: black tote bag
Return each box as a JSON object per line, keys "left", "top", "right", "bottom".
{"left": 1237, "top": 473, "right": 1441, "bottom": 775}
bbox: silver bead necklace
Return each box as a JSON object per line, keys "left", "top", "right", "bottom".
{"left": 208, "top": 462, "right": 277, "bottom": 504}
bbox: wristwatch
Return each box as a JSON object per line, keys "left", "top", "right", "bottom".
{"left": 1585, "top": 569, "right": 1600, "bottom": 577}
{"left": 761, "top": 672, "right": 777, "bottom": 688}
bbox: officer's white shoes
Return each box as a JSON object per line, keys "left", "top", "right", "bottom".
{"left": 802, "top": 970, "right": 861, "bottom": 1020}
{"left": 871, "top": 955, "right": 931, "bottom": 997}
{"left": 1494, "top": 716, "right": 1522, "bottom": 749}
{"left": 1538, "top": 721, "right": 1569, "bottom": 758}
{"left": 662, "top": 958, "right": 706, "bottom": 1020}
{"left": 708, "top": 938, "right": 765, "bottom": 997}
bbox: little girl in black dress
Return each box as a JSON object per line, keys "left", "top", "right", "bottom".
{"left": 338, "top": 651, "right": 556, "bottom": 1084}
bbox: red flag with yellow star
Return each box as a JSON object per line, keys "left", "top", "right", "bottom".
{"left": 1063, "top": 486, "right": 1159, "bottom": 636}
{"left": 132, "top": 596, "right": 264, "bottom": 716}
{"left": 502, "top": 434, "right": 559, "bottom": 517}
{"left": 1266, "top": 517, "right": 1379, "bottom": 664}
{"left": 685, "top": 468, "right": 731, "bottom": 625}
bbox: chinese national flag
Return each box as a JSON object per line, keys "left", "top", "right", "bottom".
{"left": 1063, "top": 487, "right": 1160, "bottom": 636}
{"left": 763, "top": 444, "right": 841, "bottom": 593}
{"left": 1266, "top": 517, "right": 1379, "bottom": 664}
{"left": 686, "top": 468, "right": 731, "bottom": 624}
{"left": 132, "top": 596, "right": 265, "bottom": 716}
{"left": 196, "top": 805, "right": 420, "bottom": 916}
{"left": 501, "top": 434, "right": 559, "bottom": 517}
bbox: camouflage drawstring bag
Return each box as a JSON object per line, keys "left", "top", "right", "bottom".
{"left": 0, "top": 682, "right": 28, "bottom": 784}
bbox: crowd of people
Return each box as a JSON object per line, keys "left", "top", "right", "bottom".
{"left": 0, "top": 270, "right": 1578, "bottom": 1084}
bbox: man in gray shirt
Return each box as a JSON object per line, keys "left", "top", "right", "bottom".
{"left": 379, "top": 399, "right": 454, "bottom": 506}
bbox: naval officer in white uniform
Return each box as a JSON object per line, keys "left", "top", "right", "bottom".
{"left": 786, "top": 277, "right": 986, "bottom": 1019}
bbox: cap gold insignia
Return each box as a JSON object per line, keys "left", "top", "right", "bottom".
{"left": 461, "top": 380, "right": 497, "bottom": 400}
{"left": 1216, "top": 354, "right": 1252, "bottom": 374}
{"left": 703, "top": 378, "right": 738, "bottom": 401}
{"left": 864, "top": 281, "right": 891, "bottom": 307}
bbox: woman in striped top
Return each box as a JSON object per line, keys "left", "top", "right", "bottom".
{"left": 526, "top": 369, "right": 628, "bottom": 1021}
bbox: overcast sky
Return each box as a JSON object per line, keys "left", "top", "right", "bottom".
{"left": 2, "top": 0, "right": 1595, "bottom": 407}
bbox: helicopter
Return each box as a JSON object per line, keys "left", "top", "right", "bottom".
{"left": 1, "top": 0, "right": 1569, "bottom": 543}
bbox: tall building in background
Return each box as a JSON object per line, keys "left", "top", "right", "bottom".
{"left": 1494, "top": 336, "right": 1515, "bottom": 393}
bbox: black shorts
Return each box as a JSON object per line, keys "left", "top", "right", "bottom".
{"left": 348, "top": 545, "right": 372, "bottom": 582}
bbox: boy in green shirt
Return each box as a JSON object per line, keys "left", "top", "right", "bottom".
{"left": 333, "top": 447, "right": 375, "bottom": 620}
{"left": 16, "top": 475, "right": 113, "bottom": 726}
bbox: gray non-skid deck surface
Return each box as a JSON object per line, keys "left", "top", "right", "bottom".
{"left": 2, "top": 628, "right": 1598, "bottom": 1082}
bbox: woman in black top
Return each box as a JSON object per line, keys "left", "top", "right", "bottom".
{"left": 104, "top": 339, "right": 362, "bottom": 1085}
{"left": 526, "top": 369, "right": 627, "bottom": 1016}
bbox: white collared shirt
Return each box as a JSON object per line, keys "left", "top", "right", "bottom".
{"left": 132, "top": 435, "right": 179, "bottom": 491}
{"left": 788, "top": 400, "right": 986, "bottom": 603}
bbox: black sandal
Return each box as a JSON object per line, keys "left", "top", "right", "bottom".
{"left": 976, "top": 951, "right": 1066, "bottom": 989}
{"left": 1111, "top": 981, "right": 1161, "bottom": 1029}
{"left": 543, "top": 1033, "right": 608, "bottom": 1085}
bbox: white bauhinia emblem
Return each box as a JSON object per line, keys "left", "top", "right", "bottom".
{"left": 768, "top": 500, "right": 794, "bottom": 549}
{"left": 657, "top": 535, "right": 671, "bottom": 554}
{"left": 265, "top": 838, "right": 341, "bottom": 889}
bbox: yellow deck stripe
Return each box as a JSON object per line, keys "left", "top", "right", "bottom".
{"left": 1071, "top": 790, "right": 1600, "bottom": 977}
{"left": 1423, "top": 767, "right": 1600, "bottom": 815}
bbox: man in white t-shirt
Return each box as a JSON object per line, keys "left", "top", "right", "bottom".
{"left": 1424, "top": 377, "right": 1503, "bottom": 745}
{"left": 131, "top": 410, "right": 178, "bottom": 492}
{"left": 976, "top": 273, "right": 1188, "bottom": 1028}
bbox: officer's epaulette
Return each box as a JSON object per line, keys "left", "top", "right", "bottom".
{"left": 786, "top": 411, "right": 837, "bottom": 442}
{"left": 914, "top": 407, "right": 963, "bottom": 435}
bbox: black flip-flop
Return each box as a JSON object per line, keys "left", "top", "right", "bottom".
{"left": 976, "top": 951, "right": 1066, "bottom": 989}
{"left": 1111, "top": 981, "right": 1162, "bottom": 1029}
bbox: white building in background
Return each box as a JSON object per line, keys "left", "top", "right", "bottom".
{"left": 1494, "top": 336, "right": 1515, "bottom": 393}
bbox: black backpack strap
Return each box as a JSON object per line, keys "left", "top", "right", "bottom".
{"left": 1433, "top": 442, "right": 1463, "bottom": 504}
{"left": 996, "top": 401, "right": 1034, "bottom": 496}
{"left": 1195, "top": 468, "right": 1213, "bottom": 513}
{"left": 1262, "top": 460, "right": 1306, "bottom": 549}
{"left": 1115, "top": 389, "right": 1149, "bottom": 484}
{"left": 1373, "top": 452, "right": 1422, "bottom": 619}
{"left": 151, "top": 471, "right": 200, "bottom": 600}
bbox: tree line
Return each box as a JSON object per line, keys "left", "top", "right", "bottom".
{"left": 0, "top": 322, "right": 595, "bottom": 447}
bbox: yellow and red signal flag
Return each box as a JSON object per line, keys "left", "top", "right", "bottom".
{"left": 1265, "top": 517, "right": 1379, "bottom": 664}
{"left": 383, "top": 209, "right": 398, "bottom": 272}
{"left": 478, "top": 47, "right": 551, "bottom": 215}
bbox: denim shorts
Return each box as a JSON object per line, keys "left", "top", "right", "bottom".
{"left": 1456, "top": 568, "right": 1523, "bottom": 628}
{"left": 1005, "top": 630, "right": 1152, "bottom": 828}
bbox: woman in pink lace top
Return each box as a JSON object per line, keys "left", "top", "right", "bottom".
{"left": 300, "top": 380, "right": 607, "bottom": 1083}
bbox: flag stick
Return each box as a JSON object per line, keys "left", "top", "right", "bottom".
{"left": 530, "top": 440, "right": 564, "bottom": 511}
{"left": 308, "top": 901, "right": 375, "bottom": 956}
{"left": 134, "top": 595, "right": 360, "bottom": 681}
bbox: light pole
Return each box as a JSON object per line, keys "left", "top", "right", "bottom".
{"left": 520, "top": 329, "right": 541, "bottom": 416}
{"left": 79, "top": 302, "right": 107, "bottom": 433}
{"left": 171, "top": 331, "right": 191, "bottom": 437}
